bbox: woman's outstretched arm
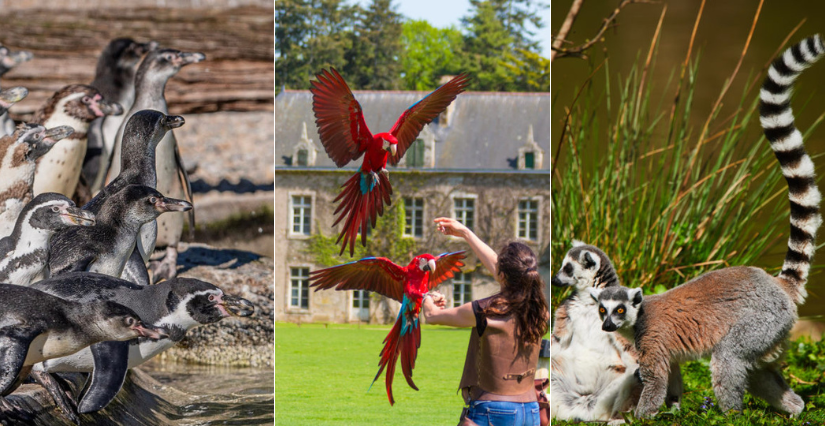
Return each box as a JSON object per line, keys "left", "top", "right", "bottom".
{"left": 433, "top": 217, "right": 498, "bottom": 276}
{"left": 422, "top": 293, "right": 476, "bottom": 327}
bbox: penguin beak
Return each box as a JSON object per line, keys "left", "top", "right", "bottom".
{"left": 154, "top": 197, "right": 193, "bottom": 213}
{"left": 9, "top": 50, "right": 32, "bottom": 65}
{"left": 43, "top": 125, "right": 74, "bottom": 144}
{"left": 91, "top": 98, "right": 124, "bottom": 117}
{"left": 220, "top": 295, "right": 255, "bottom": 317}
{"left": 132, "top": 322, "right": 169, "bottom": 341}
{"left": 0, "top": 86, "right": 27, "bottom": 109}
{"left": 60, "top": 206, "right": 95, "bottom": 227}
{"left": 178, "top": 52, "right": 206, "bottom": 66}
{"left": 164, "top": 115, "right": 185, "bottom": 130}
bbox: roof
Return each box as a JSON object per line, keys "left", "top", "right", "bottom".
{"left": 275, "top": 90, "right": 550, "bottom": 170}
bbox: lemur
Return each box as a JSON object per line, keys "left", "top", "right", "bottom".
{"left": 590, "top": 34, "right": 825, "bottom": 419}
{"left": 550, "top": 242, "right": 642, "bottom": 423}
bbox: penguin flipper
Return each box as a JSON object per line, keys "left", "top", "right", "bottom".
{"left": 0, "top": 329, "right": 36, "bottom": 395}
{"left": 173, "top": 142, "right": 195, "bottom": 238}
{"left": 84, "top": 117, "right": 105, "bottom": 194}
{"left": 77, "top": 341, "right": 129, "bottom": 414}
{"left": 121, "top": 249, "right": 151, "bottom": 286}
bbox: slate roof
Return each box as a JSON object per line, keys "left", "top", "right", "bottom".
{"left": 275, "top": 90, "right": 550, "bottom": 171}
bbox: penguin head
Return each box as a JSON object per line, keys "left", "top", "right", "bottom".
{"left": 122, "top": 110, "right": 185, "bottom": 152}
{"left": 162, "top": 278, "right": 255, "bottom": 331}
{"left": 94, "top": 301, "right": 169, "bottom": 342}
{"left": 0, "top": 86, "right": 27, "bottom": 112}
{"left": 25, "top": 193, "right": 95, "bottom": 232}
{"left": 105, "top": 38, "right": 157, "bottom": 70}
{"left": 136, "top": 48, "right": 205, "bottom": 84}
{"left": 0, "top": 43, "right": 32, "bottom": 74}
{"left": 34, "top": 85, "right": 123, "bottom": 124}
{"left": 14, "top": 123, "right": 74, "bottom": 161}
{"left": 115, "top": 185, "right": 193, "bottom": 225}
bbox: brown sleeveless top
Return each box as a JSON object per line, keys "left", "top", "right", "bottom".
{"left": 458, "top": 295, "right": 541, "bottom": 404}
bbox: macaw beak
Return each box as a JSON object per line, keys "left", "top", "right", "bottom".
{"left": 426, "top": 259, "right": 436, "bottom": 273}
{"left": 390, "top": 143, "right": 397, "bottom": 157}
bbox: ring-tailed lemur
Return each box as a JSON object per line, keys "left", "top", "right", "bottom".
{"left": 550, "top": 241, "right": 642, "bottom": 423}
{"left": 590, "top": 34, "right": 825, "bottom": 419}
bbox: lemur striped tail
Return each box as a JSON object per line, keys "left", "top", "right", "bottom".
{"left": 760, "top": 35, "right": 825, "bottom": 304}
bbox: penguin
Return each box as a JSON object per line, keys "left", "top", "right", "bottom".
{"left": 0, "top": 85, "right": 28, "bottom": 137}
{"left": 31, "top": 84, "right": 123, "bottom": 199}
{"left": 0, "top": 44, "right": 33, "bottom": 137}
{"left": 109, "top": 48, "right": 204, "bottom": 282}
{"left": 0, "top": 283, "right": 166, "bottom": 423}
{"left": 48, "top": 184, "right": 192, "bottom": 279}
{"left": 85, "top": 38, "right": 158, "bottom": 194}
{"left": 0, "top": 193, "right": 95, "bottom": 286}
{"left": 0, "top": 124, "right": 75, "bottom": 238}
{"left": 86, "top": 109, "right": 184, "bottom": 285}
{"left": 30, "top": 271, "right": 254, "bottom": 415}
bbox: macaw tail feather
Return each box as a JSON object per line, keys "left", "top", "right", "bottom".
{"left": 370, "top": 307, "right": 421, "bottom": 405}
{"left": 332, "top": 170, "right": 393, "bottom": 257}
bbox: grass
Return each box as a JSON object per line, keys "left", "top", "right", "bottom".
{"left": 274, "top": 322, "right": 470, "bottom": 425}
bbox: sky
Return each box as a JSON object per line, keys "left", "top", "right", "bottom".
{"left": 349, "top": 0, "right": 551, "bottom": 58}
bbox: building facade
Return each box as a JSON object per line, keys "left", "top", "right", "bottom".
{"left": 275, "top": 89, "right": 550, "bottom": 324}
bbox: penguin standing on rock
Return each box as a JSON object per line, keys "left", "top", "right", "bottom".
{"left": 0, "top": 124, "right": 75, "bottom": 238}
{"left": 85, "top": 38, "right": 158, "bottom": 194}
{"left": 0, "top": 193, "right": 95, "bottom": 286}
{"left": 109, "top": 49, "right": 204, "bottom": 282}
{"left": 48, "top": 184, "right": 192, "bottom": 278}
{"left": 87, "top": 109, "right": 184, "bottom": 285}
{"left": 0, "top": 283, "right": 166, "bottom": 422}
{"left": 31, "top": 84, "right": 123, "bottom": 199}
{"left": 31, "top": 272, "right": 254, "bottom": 415}
{"left": 0, "top": 44, "right": 33, "bottom": 137}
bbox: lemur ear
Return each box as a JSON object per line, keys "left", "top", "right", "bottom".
{"left": 582, "top": 251, "right": 597, "bottom": 269}
{"left": 588, "top": 287, "right": 602, "bottom": 302}
{"left": 571, "top": 240, "right": 585, "bottom": 247}
{"left": 630, "top": 288, "right": 643, "bottom": 307}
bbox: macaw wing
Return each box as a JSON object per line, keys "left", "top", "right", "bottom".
{"left": 310, "top": 68, "right": 373, "bottom": 167}
{"left": 309, "top": 257, "right": 406, "bottom": 302}
{"left": 428, "top": 251, "right": 467, "bottom": 290}
{"left": 388, "top": 73, "right": 470, "bottom": 165}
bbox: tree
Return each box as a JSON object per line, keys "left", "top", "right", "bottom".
{"left": 503, "top": 48, "right": 549, "bottom": 91}
{"left": 400, "top": 20, "right": 464, "bottom": 91}
{"left": 344, "top": 0, "right": 404, "bottom": 90}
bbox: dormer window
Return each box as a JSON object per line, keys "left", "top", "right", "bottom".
{"left": 292, "top": 122, "right": 319, "bottom": 167}
{"left": 296, "top": 149, "right": 308, "bottom": 166}
{"left": 524, "top": 152, "right": 535, "bottom": 169}
{"left": 517, "top": 125, "right": 544, "bottom": 170}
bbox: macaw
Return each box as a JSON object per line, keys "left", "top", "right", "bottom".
{"left": 308, "top": 251, "right": 467, "bottom": 405}
{"left": 310, "top": 68, "right": 470, "bottom": 256}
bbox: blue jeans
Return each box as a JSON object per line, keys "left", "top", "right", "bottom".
{"left": 464, "top": 400, "right": 540, "bottom": 426}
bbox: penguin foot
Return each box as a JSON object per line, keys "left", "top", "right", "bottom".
{"left": 30, "top": 370, "right": 79, "bottom": 424}
{"left": 150, "top": 246, "right": 179, "bottom": 283}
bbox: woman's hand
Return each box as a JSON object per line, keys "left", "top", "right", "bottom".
{"left": 434, "top": 217, "right": 469, "bottom": 239}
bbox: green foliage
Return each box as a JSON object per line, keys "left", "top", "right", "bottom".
{"left": 400, "top": 20, "right": 464, "bottom": 91}
{"left": 502, "top": 48, "right": 549, "bottom": 91}
{"left": 343, "top": 0, "right": 404, "bottom": 90}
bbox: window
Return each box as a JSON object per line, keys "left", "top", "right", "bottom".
{"left": 524, "top": 152, "right": 535, "bottom": 169}
{"left": 518, "top": 199, "right": 539, "bottom": 241}
{"left": 454, "top": 197, "right": 475, "bottom": 231}
{"left": 453, "top": 272, "right": 472, "bottom": 307}
{"left": 404, "top": 198, "right": 424, "bottom": 238}
{"left": 296, "top": 149, "right": 308, "bottom": 166}
{"left": 353, "top": 290, "right": 370, "bottom": 309}
{"left": 291, "top": 195, "right": 311, "bottom": 235}
{"left": 407, "top": 139, "right": 425, "bottom": 168}
{"left": 290, "top": 267, "right": 310, "bottom": 309}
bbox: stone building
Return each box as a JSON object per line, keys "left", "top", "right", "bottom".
{"left": 275, "top": 89, "right": 550, "bottom": 324}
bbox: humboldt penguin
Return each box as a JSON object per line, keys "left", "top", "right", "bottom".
{"left": 0, "top": 283, "right": 166, "bottom": 423}
{"left": 31, "top": 84, "right": 123, "bottom": 198}
{"left": 87, "top": 110, "right": 183, "bottom": 285}
{"left": 31, "top": 272, "right": 254, "bottom": 414}
{"left": 48, "top": 184, "right": 192, "bottom": 278}
{"left": 0, "top": 44, "right": 33, "bottom": 137}
{"left": 0, "top": 86, "right": 28, "bottom": 137}
{"left": 85, "top": 38, "right": 158, "bottom": 193}
{"left": 0, "top": 124, "right": 74, "bottom": 238}
{"left": 0, "top": 193, "right": 95, "bottom": 286}
{"left": 109, "top": 48, "right": 204, "bottom": 282}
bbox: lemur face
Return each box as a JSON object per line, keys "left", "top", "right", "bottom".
{"left": 589, "top": 286, "right": 643, "bottom": 332}
{"left": 551, "top": 241, "right": 601, "bottom": 291}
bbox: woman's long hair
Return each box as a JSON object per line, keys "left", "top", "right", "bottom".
{"left": 484, "top": 242, "right": 549, "bottom": 344}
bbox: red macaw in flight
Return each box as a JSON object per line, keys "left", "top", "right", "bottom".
{"left": 308, "top": 251, "right": 466, "bottom": 405}
{"left": 310, "top": 69, "right": 470, "bottom": 256}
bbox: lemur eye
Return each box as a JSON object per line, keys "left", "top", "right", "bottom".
{"left": 51, "top": 206, "right": 60, "bottom": 212}
{"left": 599, "top": 307, "right": 606, "bottom": 314}
{"left": 617, "top": 308, "right": 625, "bottom": 314}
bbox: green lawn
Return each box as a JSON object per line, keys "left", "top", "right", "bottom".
{"left": 274, "top": 322, "right": 469, "bottom": 425}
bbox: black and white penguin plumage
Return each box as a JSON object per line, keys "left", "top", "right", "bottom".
{"left": 109, "top": 48, "right": 204, "bottom": 282}
{"left": 48, "top": 184, "right": 192, "bottom": 278}
{"left": 85, "top": 38, "right": 158, "bottom": 193}
{"left": 0, "top": 44, "right": 33, "bottom": 137}
{"left": 31, "top": 84, "right": 123, "bottom": 198}
{"left": 31, "top": 271, "right": 254, "bottom": 414}
{"left": 0, "top": 283, "right": 165, "bottom": 396}
{"left": 86, "top": 109, "right": 184, "bottom": 285}
{"left": 0, "top": 124, "right": 75, "bottom": 238}
{"left": 0, "top": 193, "right": 94, "bottom": 286}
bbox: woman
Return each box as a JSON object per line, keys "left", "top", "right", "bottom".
{"left": 423, "top": 217, "right": 549, "bottom": 426}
